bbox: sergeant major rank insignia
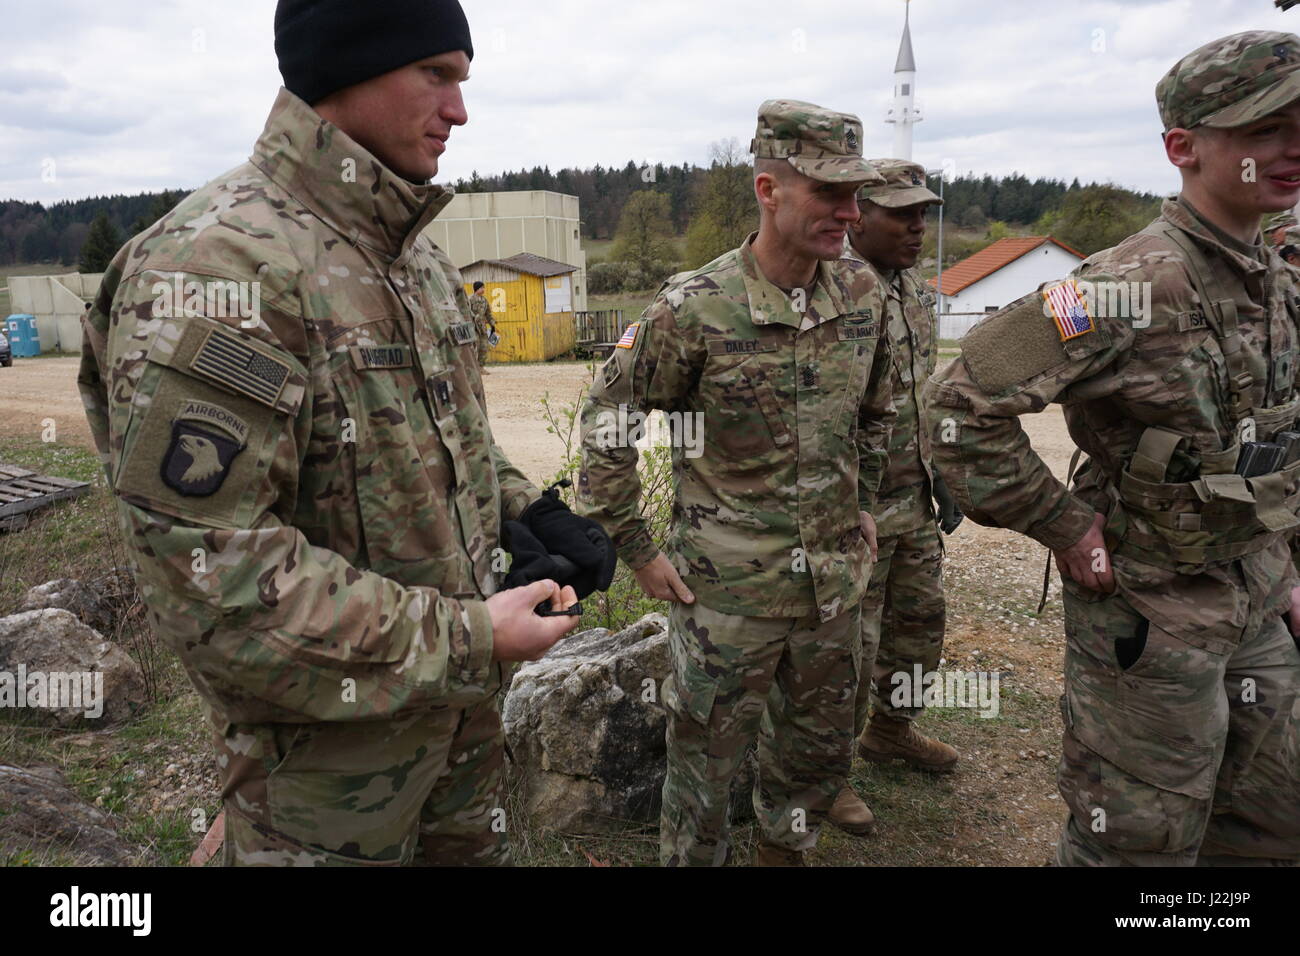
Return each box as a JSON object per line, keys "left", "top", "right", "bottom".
{"left": 161, "top": 400, "right": 248, "bottom": 497}
{"left": 1043, "top": 279, "right": 1095, "bottom": 342}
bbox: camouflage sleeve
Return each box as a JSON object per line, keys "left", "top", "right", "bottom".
{"left": 922, "top": 278, "right": 1134, "bottom": 550}
{"left": 576, "top": 294, "right": 700, "bottom": 570}
{"left": 856, "top": 322, "right": 896, "bottom": 511}
{"left": 494, "top": 441, "right": 540, "bottom": 521}
{"left": 82, "top": 272, "right": 496, "bottom": 722}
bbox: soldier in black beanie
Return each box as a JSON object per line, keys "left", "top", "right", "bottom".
{"left": 80, "top": 0, "right": 594, "bottom": 869}
{"left": 275, "top": 0, "right": 475, "bottom": 182}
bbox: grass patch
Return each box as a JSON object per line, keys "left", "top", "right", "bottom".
{"left": 0, "top": 437, "right": 117, "bottom": 615}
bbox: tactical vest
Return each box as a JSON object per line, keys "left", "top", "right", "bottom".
{"left": 1105, "top": 221, "right": 1300, "bottom": 573}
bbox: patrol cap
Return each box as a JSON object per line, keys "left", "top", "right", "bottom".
{"left": 751, "top": 99, "right": 885, "bottom": 185}
{"left": 1266, "top": 211, "right": 1299, "bottom": 233}
{"left": 857, "top": 158, "right": 942, "bottom": 208}
{"left": 1157, "top": 30, "right": 1300, "bottom": 131}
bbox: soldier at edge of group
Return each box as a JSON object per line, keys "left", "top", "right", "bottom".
{"left": 577, "top": 100, "right": 896, "bottom": 866}
{"left": 827, "top": 158, "right": 961, "bottom": 837}
{"left": 75, "top": 0, "right": 622, "bottom": 865}
{"left": 924, "top": 31, "right": 1300, "bottom": 866}
{"left": 469, "top": 280, "right": 497, "bottom": 371}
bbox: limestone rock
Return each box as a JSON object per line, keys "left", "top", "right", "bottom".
{"left": 0, "top": 608, "right": 146, "bottom": 727}
{"left": 502, "top": 612, "right": 755, "bottom": 833}
{"left": 19, "top": 578, "right": 114, "bottom": 635}
{"left": 0, "top": 763, "right": 152, "bottom": 865}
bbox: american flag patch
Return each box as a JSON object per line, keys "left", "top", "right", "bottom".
{"left": 1043, "top": 280, "right": 1095, "bottom": 341}
{"left": 191, "top": 329, "right": 289, "bottom": 408}
{"left": 616, "top": 323, "right": 640, "bottom": 349}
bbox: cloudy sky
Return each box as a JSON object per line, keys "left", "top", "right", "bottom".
{"left": 1, "top": 0, "right": 1292, "bottom": 205}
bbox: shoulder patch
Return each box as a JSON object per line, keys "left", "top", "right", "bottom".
{"left": 962, "top": 294, "right": 1076, "bottom": 396}
{"left": 161, "top": 419, "right": 245, "bottom": 497}
{"left": 190, "top": 327, "right": 290, "bottom": 409}
{"left": 1043, "top": 280, "right": 1095, "bottom": 341}
{"left": 616, "top": 322, "right": 641, "bottom": 349}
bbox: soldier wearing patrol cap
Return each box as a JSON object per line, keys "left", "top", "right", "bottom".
{"left": 925, "top": 31, "right": 1300, "bottom": 865}
{"left": 1265, "top": 212, "right": 1300, "bottom": 267}
{"left": 829, "top": 159, "right": 959, "bottom": 836}
{"left": 578, "top": 100, "right": 896, "bottom": 866}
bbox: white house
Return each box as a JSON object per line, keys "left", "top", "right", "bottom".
{"left": 932, "top": 236, "right": 1085, "bottom": 338}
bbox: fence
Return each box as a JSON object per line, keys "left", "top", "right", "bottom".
{"left": 575, "top": 309, "right": 629, "bottom": 347}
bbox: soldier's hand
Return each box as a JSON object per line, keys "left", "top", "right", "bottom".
{"left": 1052, "top": 512, "right": 1115, "bottom": 594}
{"left": 633, "top": 552, "right": 695, "bottom": 604}
{"left": 860, "top": 511, "right": 879, "bottom": 563}
{"left": 487, "top": 579, "right": 581, "bottom": 662}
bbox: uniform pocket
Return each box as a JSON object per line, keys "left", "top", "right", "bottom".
{"left": 329, "top": 333, "right": 470, "bottom": 589}
{"left": 835, "top": 342, "right": 872, "bottom": 438}
{"left": 699, "top": 355, "right": 790, "bottom": 459}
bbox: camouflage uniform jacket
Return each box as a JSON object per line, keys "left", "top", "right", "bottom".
{"left": 843, "top": 237, "right": 938, "bottom": 537}
{"left": 469, "top": 293, "right": 494, "bottom": 338}
{"left": 925, "top": 196, "right": 1300, "bottom": 652}
{"left": 577, "top": 235, "right": 895, "bottom": 621}
{"left": 77, "top": 88, "right": 539, "bottom": 727}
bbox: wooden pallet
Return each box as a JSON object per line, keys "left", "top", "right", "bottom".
{"left": 0, "top": 464, "right": 91, "bottom": 531}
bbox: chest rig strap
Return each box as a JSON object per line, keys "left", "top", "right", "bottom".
{"left": 1142, "top": 222, "right": 1255, "bottom": 424}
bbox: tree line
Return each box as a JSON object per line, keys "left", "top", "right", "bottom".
{"left": 1, "top": 166, "right": 1164, "bottom": 279}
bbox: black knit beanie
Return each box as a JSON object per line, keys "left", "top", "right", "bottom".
{"left": 274, "top": 0, "right": 474, "bottom": 106}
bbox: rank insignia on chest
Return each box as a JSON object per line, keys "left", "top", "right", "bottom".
{"left": 1043, "top": 280, "right": 1095, "bottom": 341}
{"left": 161, "top": 404, "right": 247, "bottom": 497}
{"left": 450, "top": 322, "right": 477, "bottom": 346}
{"left": 616, "top": 323, "right": 641, "bottom": 349}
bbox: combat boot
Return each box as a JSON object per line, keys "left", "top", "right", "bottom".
{"left": 858, "top": 715, "right": 959, "bottom": 772}
{"left": 752, "top": 843, "right": 806, "bottom": 867}
{"left": 828, "top": 785, "right": 876, "bottom": 836}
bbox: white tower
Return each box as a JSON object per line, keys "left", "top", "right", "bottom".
{"left": 884, "top": 0, "right": 921, "bottom": 161}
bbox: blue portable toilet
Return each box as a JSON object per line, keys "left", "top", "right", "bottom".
{"left": 5, "top": 314, "right": 41, "bottom": 357}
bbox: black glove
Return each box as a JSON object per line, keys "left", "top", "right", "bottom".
{"left": 507, "top": 481, "right": 616, "bottom": 599}
{"left": 932, "top": 474, "right": 964, "bottom": 535}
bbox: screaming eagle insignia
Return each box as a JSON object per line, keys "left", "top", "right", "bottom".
{"left": 160, "top": 400, "right": 249, "bottom": 496}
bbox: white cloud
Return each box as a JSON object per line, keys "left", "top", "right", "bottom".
{"left": 0, "top": 0, "right": 1293, "bottom": 203}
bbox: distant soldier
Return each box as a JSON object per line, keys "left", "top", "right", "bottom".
{"left": 925, "top": 31, "right": 1300, "bottom": 865}
{"left": 469, "top": 281, "right": 497, "bottom": 370}
{"left": 578, "top": 100, "right": 895, "bottom": 866}
{"left": 76, "top": 0, "right": 602, "bottom": 865}
{"left": 831, "top": 159, "right": 959, "bottom": 835}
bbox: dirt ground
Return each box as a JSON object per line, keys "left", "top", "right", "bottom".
{"left": 1, "top": 355, "right": 1081, "bottom": 866}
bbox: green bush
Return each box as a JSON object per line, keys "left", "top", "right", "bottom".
{"left": 537, "top": 376, "right": 672, "bottom": 632}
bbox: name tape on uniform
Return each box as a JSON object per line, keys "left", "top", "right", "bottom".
{"left": 349, "top": 344, "right": 412, "bottom": 370}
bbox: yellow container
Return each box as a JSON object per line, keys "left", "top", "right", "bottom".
{"left": 460, "top": 253, "right": 578, "bottom": 363}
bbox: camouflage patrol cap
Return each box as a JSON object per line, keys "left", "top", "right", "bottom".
{"left": 751, "top": 99, "right": 884, "bottom": 185}
{"left": 857, "top": 158, "right": 942, "bottom": 208}
{"left": 1157, "top": 30, "right": 1300, "bottom": 131}
{"left": 1266, "top": 211, "right": 1299, "bottom": 233}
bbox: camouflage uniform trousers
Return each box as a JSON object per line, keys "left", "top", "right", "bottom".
{"left": 853, "top": 519, "right": 946, "bottom": 735}
{"left": 1056, "top": 580, "right": 1300, "bottom": 866}
{"left": 216, "top": 697, "right": 510, "bottom": 866}
{"left": 477, "top": 334, "right": 489, "bottom": 366}
{"left": 659, "top": 600, "right": 861, "bottom": 866}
